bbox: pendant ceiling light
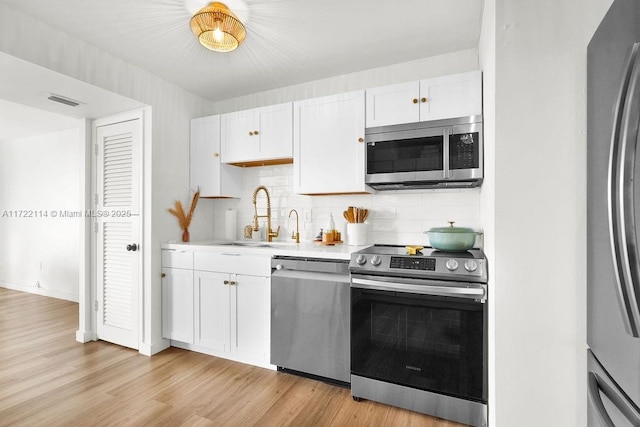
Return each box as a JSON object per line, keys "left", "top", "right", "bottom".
{"left": 190, "top": 2, "right": 246, "bottom": 53}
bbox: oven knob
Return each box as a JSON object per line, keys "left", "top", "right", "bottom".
{"left": 371, "top": 255, "right": 382, "bottom": 266}
{"left": 356, "top": 254, "right": 367, "bottom": 265}
{"left": 464, "top": 260, "right": 478, "bottom": 272}
{"left": 445, "top": 259, "right": 459, "bottom": 271}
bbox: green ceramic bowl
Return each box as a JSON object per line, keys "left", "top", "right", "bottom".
{"left": 425, "top": 221, "right": 480, "bottom": 251}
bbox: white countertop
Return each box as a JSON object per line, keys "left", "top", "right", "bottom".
{"left": 161, "top": 239, "right": 371, "bottom": 260}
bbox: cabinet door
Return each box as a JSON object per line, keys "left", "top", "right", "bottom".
{"left": 162, "top": 267, "right": 194, "bottom": 344}
{"left": 232, "top": 274, "right": 269, "bottom": 359}
{"left": 195, "top": 271, "right": 230, "bottom": 351}
{"left": 220, "top": 109, "right": 258, "bottom": 163}
{"left": 256, "top": 103, "right": 293, "bottom": 160}
{"left": 293, "top": 90, "right": 369, "bottom": 194}
{"left": 419, "top": 71, "right": 482, "bottom": 122}
{"left": 365, "top": 81, "right": 420, "bottom": 127}
{"left": 190, "top": 116, "right": 242, "bottom": 197}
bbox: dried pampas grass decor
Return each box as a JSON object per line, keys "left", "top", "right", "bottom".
{"left": 168, "top": 189, "right": 200, "bottom": 242}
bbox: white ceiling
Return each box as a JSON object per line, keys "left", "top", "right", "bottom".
{"left": 0, "top": 52, "right": 146, "bottom": 142}
{"left": 0, "top": 99, "right": 78, "bottom": 143}
{"left": 0, "top": 0, "right": 485, "bottom": 102}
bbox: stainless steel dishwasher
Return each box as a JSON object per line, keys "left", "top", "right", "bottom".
{"left": 271, "top": 256, "right": 350, "bottom": 385}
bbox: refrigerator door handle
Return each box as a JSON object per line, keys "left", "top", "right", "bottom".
{"left": 588, "top": 372, "right": 616, "bottom": 427}
{"left": 608, "top": 42, "right": 640, "bottom": 337}
{"left": 588, "top": 371, "right": 640, "bottom": 426}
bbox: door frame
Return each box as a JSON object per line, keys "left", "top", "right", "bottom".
{"left": 76, "top": 108, "right": 148, "bottom": 352}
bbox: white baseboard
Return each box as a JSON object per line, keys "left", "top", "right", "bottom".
{"left": 170, "top": 341, "right": 276, "bottom": 371}
{"left": 139, "top": 338, "right": 171, "bottom": 356}
{"left": 76, "top": 330, "right": 96, "bottom": 343}
{"left": 0, "top": 281, "right": 79, "bottom": 303}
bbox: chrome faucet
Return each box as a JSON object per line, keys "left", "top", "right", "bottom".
{"left": 288, "top": 209, "right": 300, "bottom": 243}
{"left": 252, "top": 185, "right": 280, "bottom": 242}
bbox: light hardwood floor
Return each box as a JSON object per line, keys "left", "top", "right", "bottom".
{"left": 0, "top": 288, "right": 466, "bottom": 426}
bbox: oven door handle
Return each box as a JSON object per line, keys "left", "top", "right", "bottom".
{"left": 351, "top": 277, "right": 486, "bottom": 302}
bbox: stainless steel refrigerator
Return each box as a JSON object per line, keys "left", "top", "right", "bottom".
{"left": 588, "top": 0, "right": 640, "bottom": 425}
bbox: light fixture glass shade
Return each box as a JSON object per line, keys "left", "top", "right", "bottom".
{"left": 190, "top": 2, "right": 246, "bottom": 52}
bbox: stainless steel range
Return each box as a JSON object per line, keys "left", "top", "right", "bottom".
{"left": 349, "top": 245, "right": 488, "bottom": 427}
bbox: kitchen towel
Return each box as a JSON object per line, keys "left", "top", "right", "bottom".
{"left": 225, "top": 208, "right": 236, "bottom": 241}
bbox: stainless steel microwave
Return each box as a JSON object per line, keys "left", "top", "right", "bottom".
{"left": 365, "top": 115, "right": 483, "bottom": 190}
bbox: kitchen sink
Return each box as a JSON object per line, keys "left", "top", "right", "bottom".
{"left": 217, "top": 242, "right": 271, "bottom": 247}
{"left": 215, "top": 241, "right": 297, "bottom": 248}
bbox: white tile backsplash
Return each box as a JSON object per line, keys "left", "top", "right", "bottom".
{"left": 211, "top": 164, "right": 483, "bottom": 247}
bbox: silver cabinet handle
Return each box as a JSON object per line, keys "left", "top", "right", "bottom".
{"left": 609, "top": 41, "right": 640, "bottom": 337}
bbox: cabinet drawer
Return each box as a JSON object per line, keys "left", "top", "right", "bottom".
{"left": 194, "top": 252, "right": 271, "bottom": 276}
{"left": 162, "top": 250, "right": 194, "bottom": 269}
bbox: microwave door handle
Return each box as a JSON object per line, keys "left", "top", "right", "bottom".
{"left": 609, "top": 42, "right": 640, "bottom": 337}
{"left": 588, "top": 372, "right": 640, "bottom": 426}
{"left": 444, "top": 127, "right": 451, "bottom": 179}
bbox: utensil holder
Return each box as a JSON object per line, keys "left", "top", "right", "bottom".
{"left": 347, "top": 223, "right": 368, "bottom": 246}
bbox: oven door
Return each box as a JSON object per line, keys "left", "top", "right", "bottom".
{"left": 351, "top": 275, "right": 487, "bottom": 403}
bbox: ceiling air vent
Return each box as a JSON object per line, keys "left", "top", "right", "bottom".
{"left": 47, "top": 93, "right": 82, "bottom": 107}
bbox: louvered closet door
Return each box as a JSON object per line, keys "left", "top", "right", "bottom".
{"left": 95, "top": 118, "right": 141, "bottom": 350}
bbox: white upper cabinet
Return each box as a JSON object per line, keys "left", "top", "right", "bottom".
{"left": 366, "top": 81, "right": 420, "bottom": 127}
{"left": 221, "top": 102, "right": 293, "bottom": 165}
{"left": 419, "top": 71, "right": 482, "bottom": 122}
{"left": 366, "top": 70, "right": 482, "bottom": 127}
{"left": 190, "top": 115, "right": 242, "bottom": 198}
{"left": 293, "top": 90, "right": 370, "bottom": 195}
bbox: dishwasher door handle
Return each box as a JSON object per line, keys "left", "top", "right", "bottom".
{"left": 272, "top": 268, "right": 350, "bottom": 284}
{"left": 351, "top": 277, "right": 486, "bottom": 302}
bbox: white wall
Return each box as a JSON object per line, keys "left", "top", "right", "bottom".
{"left": 478, "top": 0, "right": 496, "bottom": 424}
{"left": 3, "top": 7, "right": 617, "bottom": 425}
{"left": 0, "top": 2, "right": 479, "bottom": 355}
{"left": 197, "top": 48, "right": 483, "bottom": 247}
{"left": 0, "top": 3, "right": 214, "bottom": 354}
{"left": 206, "top": 164, "right": 482, "bottom": 246}
{"left": 210, "top": 48, "right": 479, "bottom": 114}
{"left": 484, "top": 0, "right": 613, "bottom": 425}
{"left": 0, "top": 127, "right": 81, "bottom": 301}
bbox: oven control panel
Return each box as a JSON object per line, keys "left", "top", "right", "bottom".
{"left": 350, "top": 251, "right": 487, "bottom": 283}
{"left": 389, "top": 256, "right": 436, "bottom": 271}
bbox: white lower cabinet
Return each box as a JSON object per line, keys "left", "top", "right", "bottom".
{"left": 161, "top": 267, "right": 194, "bottom": 344}
{"left": 194, "top": 271, "right": 269, "bottom": 361}
{"left": 194, "top": 271, "right": 229, "bottom": 351}
{"left": 162, "top": 249, "right": 271, "bottom": 369}
{"left": 233, "top": 274, "right": 269, "bottom": 359}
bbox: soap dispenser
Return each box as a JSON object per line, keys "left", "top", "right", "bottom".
{"left": 326, "top": 213, "right": 335, "bottom": 234}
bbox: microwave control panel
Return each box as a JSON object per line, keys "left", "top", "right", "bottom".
{"left": 450, "top": 132, "right": 479, "bottom": 170}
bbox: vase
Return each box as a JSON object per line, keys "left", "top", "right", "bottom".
{"left": 182, "top": 229, "right": 190, "bottom": 243}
